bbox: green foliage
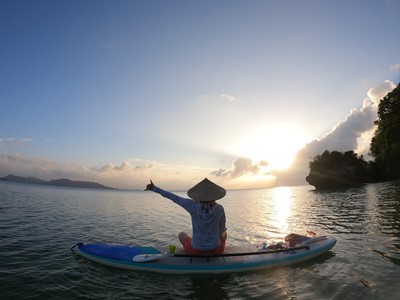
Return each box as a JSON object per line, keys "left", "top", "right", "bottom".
{"left": 370, "top": 82, "right": 400, "bottom": 180}
{"left": 306, "top": 150, "right": 369, "bottom": 189}
{"left": 306, "top": 82, "right": 400, "bottom": 189}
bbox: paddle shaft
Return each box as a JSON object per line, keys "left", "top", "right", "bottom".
{"left": 170, "top": 245, "right": 309, "bottom": 258}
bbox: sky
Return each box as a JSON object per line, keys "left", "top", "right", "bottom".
{"left": 1, "top": 0, "right": 400, "bottom": 190}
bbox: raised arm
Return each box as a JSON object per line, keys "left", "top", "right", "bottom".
{"left": 144, "top": 179, "right": 195, "bottom": 213}
{"left": 144, "top": 180, "right": 155, "bottom": 191}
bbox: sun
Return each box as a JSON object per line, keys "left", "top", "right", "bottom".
{"left": 238, "top": 125, "right": 308, "bottom": 171}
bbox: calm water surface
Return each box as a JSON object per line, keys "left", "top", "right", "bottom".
{"left": 1, "top": 180, "right": 399, "bottom": 299}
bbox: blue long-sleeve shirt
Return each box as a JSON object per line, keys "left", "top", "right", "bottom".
{"left": 153, "top": 186, "right": 226, "bottom": 250}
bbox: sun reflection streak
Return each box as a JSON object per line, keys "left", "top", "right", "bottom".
{"left": 272, "top": 187, "right": 292, "bottom": 235}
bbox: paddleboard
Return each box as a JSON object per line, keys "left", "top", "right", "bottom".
{"left": 72, "top": 235, "right": 336, "bottom": 274}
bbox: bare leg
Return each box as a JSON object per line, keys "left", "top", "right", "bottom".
{"left": 220, "top": 230, "right": 227, "bottom": 242}
{"left": 178, "top": 231, "right": 190, "bottom": 245}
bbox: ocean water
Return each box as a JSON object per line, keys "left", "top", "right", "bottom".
{"left": 1, "top": 180, "right": 399, "bottom": 299}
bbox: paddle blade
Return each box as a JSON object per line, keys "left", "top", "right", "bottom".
{"left": 133, "top": 253, "right": 171, "bottom": 262}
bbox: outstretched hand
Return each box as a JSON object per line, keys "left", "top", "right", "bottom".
{"left": 144, "top": 180, "right": 155, "bottom": 191}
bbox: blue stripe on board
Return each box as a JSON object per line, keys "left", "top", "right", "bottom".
{"left": 78, "top": 244, "right": 161, "bottom": 261}
{"left": 76, "top": 237, "right": 336, "bottom": 273}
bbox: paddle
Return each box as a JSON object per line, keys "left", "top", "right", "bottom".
{"left": 133, "top": 245, "right": 310, "bottom": 262}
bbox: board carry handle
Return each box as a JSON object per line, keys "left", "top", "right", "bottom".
{"left": 133, "top": 245, "right": 310, "bottom": 262}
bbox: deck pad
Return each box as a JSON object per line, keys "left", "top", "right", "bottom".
{"left": 73, "top": 236, "right": 336, "bottom": 274}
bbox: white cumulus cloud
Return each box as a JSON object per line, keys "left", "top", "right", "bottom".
{"left": 212, "top": 157, "right": 262, "bottom": 178}
{"left": 274, "top": 80, "right": 396, "bottom": 186}
{"left": 367, "top": 80, "right": 396, "bottom": 103}
{"left": 390, "top": 63, "right": 400, "bottom": 72}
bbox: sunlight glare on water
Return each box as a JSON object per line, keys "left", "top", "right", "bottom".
{"left": 271, "top": 186, "right": 292, "bottom": 235}
{"left": 1, "top": 180, "right": 400, "bottom": 299}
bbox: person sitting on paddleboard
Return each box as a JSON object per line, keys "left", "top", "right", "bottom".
{"left": 145, "top": 178, "right": 227, "bottom": 255}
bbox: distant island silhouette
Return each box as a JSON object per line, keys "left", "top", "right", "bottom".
{"left": 0, "top": 174, "right": 116, "bottom": 190}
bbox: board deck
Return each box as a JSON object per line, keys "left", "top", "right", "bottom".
{"left": 72, "top": 235, "right": 336, "bottom": 274}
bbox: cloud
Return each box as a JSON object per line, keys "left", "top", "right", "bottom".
{"left": 324, "top": 106, "right": 376, "bottom": 151}
{"left": 367, "top": 80, "right": 396, "bottom": 102}
{"left": 93, "top": 159, "right": 156, "bottom": 174}
{"left": 306, "top": 80, "right": 395, "bottom": 156}
{"left": 0, "top": 154, "right": 214, "bottom": 190}
{"left": 18, "top": 138, "right": 33, "bottom": 146}
{"left": 199, "top": 93, "right": 241, "bottom": 103}
{"left": 212, "top": 80, "right": 395, "bottom": 187}
{"left": 1, "top": 81, "right": 396, "bottom": 190}
{"left": 0, "top": 154, "right": 66, "bottom": 178}
{"left": 212, "top": 157, "right": 262, "bottom": 178}
{"left": 0, "top": 137, "right": 33, "bottom": 147}
{"left": 220, "top": 94, "right": 240, "bottom": 102}
{"left": 390, "top": 63, "right": 400, "bottom": 72}
{"left": 0, "top": 154, "right": 144, "bottom": 188}
{"left": 274, "top": 80, "right": 396, "bottom": 186}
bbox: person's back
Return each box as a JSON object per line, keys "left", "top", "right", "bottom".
{"left": 190, "top": 201, "right": 226, "bottom": 250}
{"left": 145, "top": 178, "right": 227, "bottom": 254}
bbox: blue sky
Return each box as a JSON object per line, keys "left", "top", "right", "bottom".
{"left": 1, "top": 0, "right": 399, "bottom": 189}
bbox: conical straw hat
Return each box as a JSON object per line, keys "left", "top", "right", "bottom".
{"left": 187, "top": 178, "right": 226, "bottom": 202}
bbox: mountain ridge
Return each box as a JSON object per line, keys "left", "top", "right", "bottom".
{"left": 0, "top": 174, "right": 116, "bottom": 190}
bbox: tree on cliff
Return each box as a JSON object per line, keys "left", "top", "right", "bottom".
{"left": 370, "top": 82, "right": 400, "bottom": 180}
{"left": 306, "top": 150, "right": 369, "bottom": 189}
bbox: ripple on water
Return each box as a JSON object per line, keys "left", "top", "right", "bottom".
{"left": 1, "top": 181, "right": 400, "bottom": 299}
